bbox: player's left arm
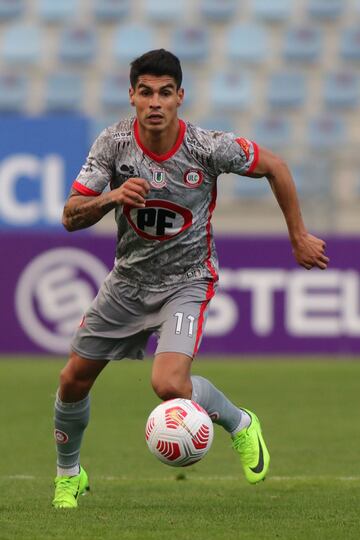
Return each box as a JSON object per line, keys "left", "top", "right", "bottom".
{"left": 247, "top": 145, "right": 329, "bottom": 270}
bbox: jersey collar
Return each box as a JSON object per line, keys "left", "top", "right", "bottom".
{"left": 133, "top": 118, "right": 186, "bottom": 163}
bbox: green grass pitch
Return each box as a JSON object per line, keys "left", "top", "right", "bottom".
{"left": 0, "top": 357, "right": 359, "bottom": 540}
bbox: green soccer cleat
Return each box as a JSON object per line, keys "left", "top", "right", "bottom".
{"left": 52, "top": 466, "right": 90, "bottom": 509}
{"left": 232, "top": 409, "right": 270, "bottom": 484}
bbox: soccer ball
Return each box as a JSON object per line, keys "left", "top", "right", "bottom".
{"left": 145, "top": 398, "right": 214, "bottom": 467}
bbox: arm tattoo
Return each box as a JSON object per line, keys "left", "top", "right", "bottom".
{"left": 63, "top": 194, "right": 116, "bottom": 231}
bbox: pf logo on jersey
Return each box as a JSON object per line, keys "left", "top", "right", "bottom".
{"left": 183, "top": 169, "right": 203, "bottom": 188}
{"left": 124, "top": 200, "right": 193, "bottom": 241}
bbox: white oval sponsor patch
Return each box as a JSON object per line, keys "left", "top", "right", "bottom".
{"left": 124, "top": 199, "right": 193, "bottom": 241}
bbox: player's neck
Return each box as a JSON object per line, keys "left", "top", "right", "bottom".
{"left": 136, "top": 118, "right": 181, "bottom": 156}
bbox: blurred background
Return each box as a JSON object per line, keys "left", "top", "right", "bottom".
{"left": 1, "top": 0, "right": 360, "bottom": 357}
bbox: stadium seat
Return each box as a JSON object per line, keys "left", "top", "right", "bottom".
{"left": 307, "top": 0, "right": 343, "bottom": 20}
{"left": 198, "top": 116, "right": 235, "bottom": 133}
{"left": 200, "top": 0, "right": 237, "bottom": 21}
{"left": 0, "top": 0, "right": 23, "bottom": 19}
{"left": 226, "top": 24, "right": 268, "bottom": 64}
{"left": 267, "top": 71, "right": 307, "bottom": 108}
{"left": 145, "top": 0, "right": 183, "bottom": 22}
{"left": 114, "top": 25, "right": 155, "bottom": 64}
{"left": 2, "top": 25, "right": 42, "bottom": 65}
{"left": 38, "top": 0, "right": 79, "bottom": 22}
{"left": 323, "top": 72, "right": 359, "bottom": 110}
{"left": 340, "top": 28, "right": 360, "bottom": 61}
{"left": 93, "top": 0, "right": 130, "bottom": 22}
{"left": 307, "top": 115, "right": 346, "bottom": 151}
{"left": 253, "top": 0, "right": 292, "bottom": 22}
{"left": 101, "top": 73, "right": 131, "bottom": 112}
{"left": 58, "top": 27, "right": 96, "bottom": 64}
{"left": 210, "top": 71, "right": 252, "bottom": 111}
{"left": 171, "top": 27, "right": 210, "bottom": 63}
{"left": 283, "top": 26, "right": 322, "bottom": 63}
{"left": 0, "top": 73, "right": 28, "bottom": 112}
{"left": 252, "top": 116, "right": 292, "bottom": 149}
{"left": 45, "top": 72, "right": 84, "bottom": 112}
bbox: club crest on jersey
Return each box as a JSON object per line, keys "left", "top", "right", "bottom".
{"left": 151, "top": 169, "right": 167, "bottom": 189}
{"left": 183, "top": 169, "right": 203, "bottom": 188}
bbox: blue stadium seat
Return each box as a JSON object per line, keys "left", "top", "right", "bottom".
{"left": 45, "top": 72, "right": 84, "bottom": 112}
{"left": 323, "top": 72, "right": 359, "bottom": 109}
{"left": 0, "top": 73, "right": 28, "bottom": 112}
{"left": 198, "top": 116, "right": 235, "bottom": 133}
{"left": 267, "top": 71, "right": 307, "bottom": 108}
{"left": 283, "top": 26, "right": 322, "bottom": 63}
{"left": 2, "top": 25, "right": 41, "bottom": 65}
{"left": 145, "top": 0, "right": 183, "bottom": 22}
{"left": 38, "top": 0, "right": 79, "bottom": 22}
{"left": 253, "top": 116, "right": 292, "bottom": 149}
{"left": 93, "top": 0, "right": 130, "bottom": 22}
{"left": 101, "top": 73, "right": 131, "bottom": 111}
{"left": 307, "top": 115, "right": 346, "bottom": 151}
{"left": 0, "top": 0, "right": 23, "bottom": 19}
{"left": 200, "top": 0, "right": 237, "bottom": 21}
{"left": 253, "top": 0, "right": 292, "bottom": 22}
{"left": 340, "top": 28, "right": 360, "bottom": 61}
{"left": 58, "top": 27, "right": 96, "bottom": 64}
{"left": 171, "top": 27, "right": 210, "bottom": 63}
{"left": 210, "top": 71, "right": 252, "bottom": 111}
{"left": 226, "top": 24, "right": 268, "bottom": 64}
{"left": 307, "top": 0, "right": 343, "bottom": 20}
{"left": 114, "top": 25, "right": 155, "bottom": 64}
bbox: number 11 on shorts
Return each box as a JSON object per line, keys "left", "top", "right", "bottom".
{"left": 174, "top": 312, "right": 195, "bottom": 337}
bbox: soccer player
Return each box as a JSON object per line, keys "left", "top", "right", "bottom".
{"left": 52, "top": 49, "right": 329, "bottom": 508}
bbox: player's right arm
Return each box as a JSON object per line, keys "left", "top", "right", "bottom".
{"left": 62, "top": 178, "right": 150, "bottom": 232}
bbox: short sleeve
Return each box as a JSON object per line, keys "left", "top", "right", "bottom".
{"left": 212, "top": 132, "right": 259, "bottom": 177}
{"left": 72, "top": 128, "right": 116, "bottom": 196}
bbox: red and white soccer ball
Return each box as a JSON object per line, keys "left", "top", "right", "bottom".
{"left": 145, "top": 398, "right": 214, "bottom": 467}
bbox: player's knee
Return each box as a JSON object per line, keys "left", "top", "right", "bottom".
{"left": 152, "top": 377, "right": 192, "bottom": 401}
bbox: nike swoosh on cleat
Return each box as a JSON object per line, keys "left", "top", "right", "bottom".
{"left": 249, "top": 435, "right": 264, "bottom": 473}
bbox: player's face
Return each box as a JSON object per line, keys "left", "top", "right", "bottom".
{"left": 129, "top": 75, "right": 184, "bottom": 132}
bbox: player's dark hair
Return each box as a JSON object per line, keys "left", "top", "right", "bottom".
{"left": 130, "top": 49, "right": 182, "bottom": 89}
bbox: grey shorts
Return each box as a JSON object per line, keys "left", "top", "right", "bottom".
{"left": 71, "top": 271, "right": 217, "bottom": 361}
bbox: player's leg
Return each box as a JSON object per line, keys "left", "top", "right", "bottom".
{"left": 53, "top": 352, "right": 108, "bottom": 509}
{"left": 153, "top": 280, "right": 270, "bottom": 483}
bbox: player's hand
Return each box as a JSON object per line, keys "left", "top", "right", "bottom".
{"left": 292, "top": 233, "right": 329, "bottom": 270}
{"left": 112, "top": 178, "right": 150, "bottom": 208}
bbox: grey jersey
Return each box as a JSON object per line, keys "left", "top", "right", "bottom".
{"left": 73, "top": 117, "right": 259, "bottom": 291}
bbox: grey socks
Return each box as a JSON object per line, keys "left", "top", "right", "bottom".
{"left": 54, "top": 391, "right": 90, "bottom": 475}
{"left": 191, "top": 375, "right": 249, "bottom": 434}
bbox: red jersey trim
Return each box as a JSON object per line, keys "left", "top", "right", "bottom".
{"left": 247, "top": 141, "right": 260, "bottom": 175}
{"left": 193, "top": 280, "right": 216, "bottom": 356}
{"left": 205, "top": 185, "right": 218, "bottom": 281}
{"left": 72, "top": 181, "right": 101, "bottom": 196}
{"left": 133, "top": 118, "right": 186, "bottom": 162}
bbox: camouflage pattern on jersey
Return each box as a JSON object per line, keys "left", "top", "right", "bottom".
{"left": 73, "top": 118, "right": 259, "bottom": 291}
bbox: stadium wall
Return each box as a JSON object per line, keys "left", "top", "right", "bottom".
{"left": 1, "top": 117, "right": 359, "bottom": 356}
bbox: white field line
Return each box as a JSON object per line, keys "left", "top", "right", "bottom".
{"left": 1, "top": 475, "right": 360, "bottom": 482}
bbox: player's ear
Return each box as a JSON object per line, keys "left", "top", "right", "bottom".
{"left": 177, "top": 87, "right": 184, "bottom": 107}
{"left": 129, "top": 87, "right": 135, "bottom": 106}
